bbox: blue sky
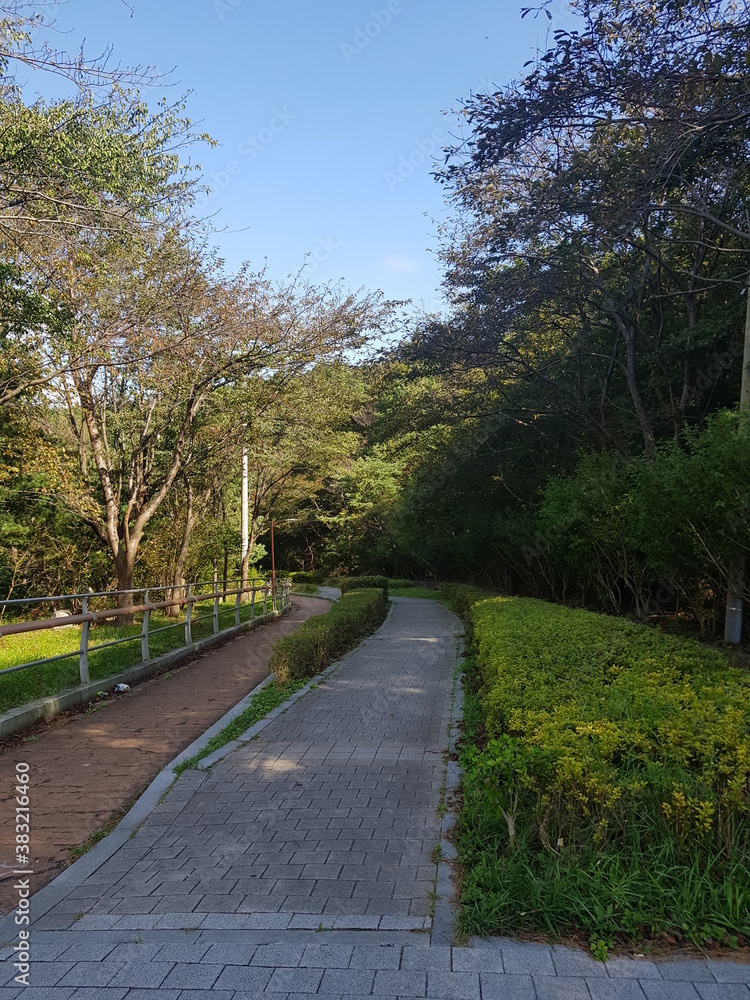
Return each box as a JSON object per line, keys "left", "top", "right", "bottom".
{"left": 29, "top": 0, "right": 577, "bottom": 314}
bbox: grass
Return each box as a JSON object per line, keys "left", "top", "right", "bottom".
{"left": 291, "top": 583, "right": 319, "bottom": 595}
{"left": 455, "top": 595, "right": 750, "bottom": 954}
{"left": 174, "top": 676, "right": 309, "bottom": 774}
{"left": 68, "top": 797, "right": 136, "bottom": 860}
{"left": 0, "top": 596, "right": 275, "bottom": 714}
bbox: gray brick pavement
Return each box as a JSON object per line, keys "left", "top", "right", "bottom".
{"left": 3, "top": 598, "right": 748, "bottom": 996}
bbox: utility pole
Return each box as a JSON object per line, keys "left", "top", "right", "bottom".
{"left": 241, "top": 447, "right": 249, "bottom": 595}
{"left": 271, "top": 519, "right": 276, "bottom": 595}
{"left": 723, "top": 277, "right": 750, "bottom": 644}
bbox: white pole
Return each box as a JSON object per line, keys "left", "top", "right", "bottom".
{"left": 241, "top": 447, "right": 249, "bottom": 595}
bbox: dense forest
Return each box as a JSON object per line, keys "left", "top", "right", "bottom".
{"left": 2, "top": 0, "right": 750, "bottom": 640}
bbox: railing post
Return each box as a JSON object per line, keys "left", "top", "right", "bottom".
{"left": 141, "top": 589, "right": 151, "bottom": 662}
{"left": 79, "top": 596, "right": 90, "bottom": 685}
{"left": 213, "top": 578, "right": 219, "bottom": 635}
{"left": 234, "top": 581, "right": 241, "bottom": 627}
{"left": 185, "top": 584, "right": 193, "bottom": 646}
{"left": 264, "top": 585, "right": 268, "bottom": 616}
{"left": 250, "top": 586, "right": 255, "bottom": 621}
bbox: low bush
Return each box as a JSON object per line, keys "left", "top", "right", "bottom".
{"left": 388, "top": 578, "right": 416, "bottom": 589}
{"left": 440, "top": 583, "right": 488, "bottom": 640}
{"left": 458, "top": 596, "right": 750, "bottom": 950}
{"left": 270, "top": 588, "right": 388, "bottom": 684}
{"left": 339, "top": 576, "right": 389, "bottom": 597}
{"left": 291, "top": 571, "right": 324, "bottom": 584}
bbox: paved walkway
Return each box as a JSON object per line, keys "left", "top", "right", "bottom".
{"left": 1, "top": 599, "right": 748, "bottom": 997}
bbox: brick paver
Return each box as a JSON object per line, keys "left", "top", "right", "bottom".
{"left": 2, "top": 597, "right": 747, "bottom": 996}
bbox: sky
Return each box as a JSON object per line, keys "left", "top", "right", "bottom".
{"left": 25, "top": 0, "right": 578, "bottom": 315}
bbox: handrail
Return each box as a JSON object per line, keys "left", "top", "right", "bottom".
{"left": 0, "top": 583, "right": 274, "bottom": 638}
{"left": 0, "top": 578, "right": 293, "bottom": 689}
{"left": 0, "top": 575, "right": 273, "bottom": 609}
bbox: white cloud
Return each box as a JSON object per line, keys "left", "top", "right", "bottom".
{"left": 381, "top": 253, "right": 420, "bottom": 273}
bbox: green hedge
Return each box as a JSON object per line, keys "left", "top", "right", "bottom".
{"left": 439, "top": 583, "right": 488, "bottom": 640}
{"left": 291, "top": 571, "right": 325, "bottom": 584}
{"left": 270, "top": 588, "right": 388, "bottom": 684}
{"left": 339, "top": 576, "right": 389, "bottom": 597}
{"left": 458, "top": 595, "right": 750, "bottom": 950}
{"left": 388, "top": 578, "right": 416, "bottom": 589}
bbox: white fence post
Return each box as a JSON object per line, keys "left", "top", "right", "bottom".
{"left": 141, "top": 589, "right": 151, "bottom": 662}
{"left": 185, "top": 585, "right": 193, "bottom": 646}
{"left": 79, "top": 596, "right": 91, "bottom": 684}
{"left": 234, "top": 582, "right": 241, "bottom": 626}
{"left": 213, "top": 579, "right": 219, "bottom": 635}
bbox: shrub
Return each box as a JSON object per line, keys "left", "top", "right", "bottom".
{"left": 270, "top": 588, "right": 387, "bottom": 684}
{"left": 339, "top": 575, "right": 389, "bottom": 597}
{"left": 291, "top": 571, "right": 324, "bottom": 584}
{"left": 458, "top": 596, "right": 750, "bottom": 947}
{"left": 440, "top": 583, "right": 488, "bottom": 639}
{"left": 389, "top": 578, "right": 416, "bottom": 589}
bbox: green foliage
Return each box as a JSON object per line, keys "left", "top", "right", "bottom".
{"left": 458, "top": 596, "right": 750, "bottom": 946}
{"left": 440, "top": 583, "right": 489, "bottom": 641}
{"left": 339, "top": 576, "right": 390, "bottom": 597}
{"left": 270, "top": 588, "right": 388, "bottom": 684}
{"left": 291, "top": 571, "right": 325, "bottom": 584}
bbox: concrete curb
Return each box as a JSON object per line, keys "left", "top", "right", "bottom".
{"left": 0, "top": 597, "right": 390, "bottom": 942}
{"left": 0, "top": 607, "right": 291, "bottom": 738}
{"left": 431, "top": 623, "right": 465, "bottom": 947}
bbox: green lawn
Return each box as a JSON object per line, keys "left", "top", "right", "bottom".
{"left": 0, "top": 596, "right": 274, "bottom": 714}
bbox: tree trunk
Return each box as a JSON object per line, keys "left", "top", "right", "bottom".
{"left": 167, "top": 481, "right": 196, "bottom": 618}
{"left": 115, "top": 548, "right": 137, "bottom": 622}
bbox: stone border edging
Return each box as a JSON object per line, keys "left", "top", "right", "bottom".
{"left": 0, "top": 607, "right": 291, "bottom": 739}
{"left": 0, "top": 597, "right": 391, "bottom": 943}
{"left": 431, "top": 624, "right": 465, "bottom": 947}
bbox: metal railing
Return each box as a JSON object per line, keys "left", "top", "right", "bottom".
{"left": 0, "top": 577, "right": 292, "bottom": 687}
